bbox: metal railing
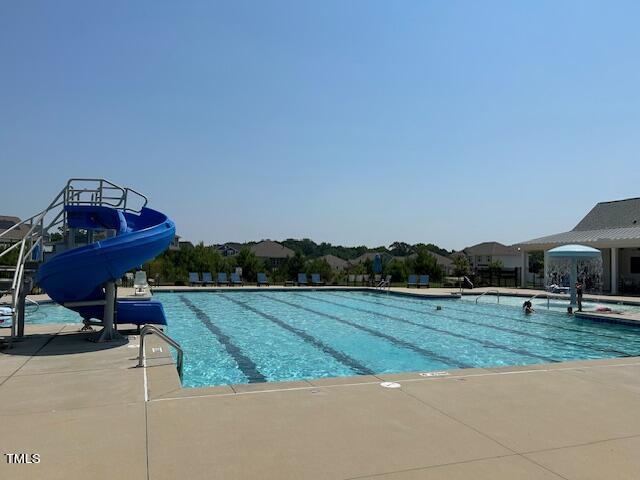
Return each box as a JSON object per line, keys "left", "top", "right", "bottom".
{"left": 475, "top": 289, "right": 500, "bottom": 304}
{"left": 137, "top": 325, "right": 184, "bottom": 380}
{"left": 527, "top": 292, "right": 551, "bottom": 309}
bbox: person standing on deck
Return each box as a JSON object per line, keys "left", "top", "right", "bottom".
{"left": 576, "top": 281, "right": 584, "bottom": 312}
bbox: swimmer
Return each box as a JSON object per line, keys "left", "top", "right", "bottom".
{"left": 522, "top": 300, "right": 534, "bottom": 314}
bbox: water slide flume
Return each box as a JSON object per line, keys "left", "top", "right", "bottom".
{"left": 36, "top": 204, "right": 175, "bottom": 342}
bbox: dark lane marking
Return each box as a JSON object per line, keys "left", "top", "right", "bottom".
{"left": 309, "top": 293, "right": 559, "bottom": 363}
{"left": 327, "top": 292, "right": 635, "bottom": 357}
{"left": 180, "top": 295, "right": 267, "bottom": 383}
{"left": 358, "top": 291, "right": 640, "bottom": 344}
{"left": 261, "top": 294, "right": 470, "bottom": 369}
{"left": 221, "top": 295, "right": 374, "bottom": 375}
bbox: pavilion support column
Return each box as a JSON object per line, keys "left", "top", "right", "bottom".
{"left": 520, "top": 250, "right": 528, "bottom": 288}
{"left": 611, "top": 247, "right": 618, "bottom": 295}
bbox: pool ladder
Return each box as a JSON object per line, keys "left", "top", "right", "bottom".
{"left": 137, "top": 325, "right": 184, "bottom": 380}
{"left": 527, "top": 292, "right": 551, "bottom": 309}
{"left": 475, "top": 290, "right": 500, "bottom": 304}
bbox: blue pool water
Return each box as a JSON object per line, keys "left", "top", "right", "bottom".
{"left": 27, "top": 291, "right": 640, "bottom": 388}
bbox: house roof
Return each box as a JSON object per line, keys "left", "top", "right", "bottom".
{"left": 463, "top": 242, "right": 519, "bottom": 257}
{"left": 219, "top": 242, "right": 244, "bottom": 252}
{"left": 429, "top": 251, "right": 453, "bottom": 266}
{"left": 394, "top": 252, "right": 453, "bottom": 266}
{"left": 0, "top": 216, "right": 30, "bottom": 242}
{"left": 574, "top": 197, "right": 640, "bottom": 231}
{"left": 318, "top": 254, "right": 349, "bottom": 269}
{"left": 250, "top": 240, "right": 294, "bottom": 259}
{"left": 518, "top": 226, "right": 640, "bottom": 247}
{"left": 518, "top": 197, "right": 640, "bottom": 248}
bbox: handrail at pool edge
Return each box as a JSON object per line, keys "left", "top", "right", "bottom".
{"left": 137, "top": 324, "right": 184, "bottom": 380}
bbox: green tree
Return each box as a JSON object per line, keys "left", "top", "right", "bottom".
{"left": 384, "top": 258, "right": 407, "bottom": 282}
{"left": 306, "top": 258, "right": 333, "bottom": 284}
{"left": 488, "top": 259, "right": 503, "bottom": 273}
{"left": 0, "top": 245, "right": 19, "bottom": 266}
{"left": 389, "top": 242, "right": 413, "bottom": 256}
{"left": 283, "top": 251, "right": 306, "bottom": 280}
{"left": 235, "top": 248, "right": 263, "bottom": 281}
{"left": 410, "top": 247, "right": 443, "bottom": 281}
{"left": 452, "top": 253, "right": 470, "bottom": 277}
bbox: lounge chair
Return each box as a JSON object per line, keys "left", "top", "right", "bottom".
{"left": 418, "top": 275, "right": 430, "bottom": 288}
{"left": 230, "top": 272, "right": 244, "bottom": 286}
{"left": 355, "top": 274, "right": 363, "bottom": 286}
{"left": 188, "top": 272, "right": 201, "bottom": 286}
{"left": 407, "top": 274, "right": 418, "bottom": 288}
{"left": 347, "top": 274, "right": 355, "bottom": 286}
{"left": 363, "top": 274, "right": 370, "bottom": 286}
{"left": 134, "top": 271, "right": 149, "bottom": 295}
{"left": 202, "top": 272, "right": 213, "bottom": 286}
{"left": 311, "top": 273, "right": 324, "bottom": 286}
{"left": 216, "top": 272, "right": 230, "bottom": 286}
{"left": 297, "top": 273, "right": 308, "bottom": 286}
{"left": 257, "top": 272, "right": 269, "bottom": 287}
{"left": 374, "top": 274, "right": 381, "bottom": 284}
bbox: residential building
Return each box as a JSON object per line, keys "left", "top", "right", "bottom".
{"left": 217, "top": 242, "right": 244, "bottom": 257}
{"left": 318, "top": 254, "right": 349, "bottom": 272}
{"left": 462, "top": 242, "right": 521, "bottom": 270}
{"left": 169, "top": 235, "right": 181, "bottom": 251}
{"left": 0, "top": 216, "right": 30, "bottom": 246}
{"left": 250, "top": 240, "right": 294, "bottom": 267}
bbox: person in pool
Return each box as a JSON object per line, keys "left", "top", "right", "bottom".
{"left": 522, "top": 300, "right": 535, "bottom": 314}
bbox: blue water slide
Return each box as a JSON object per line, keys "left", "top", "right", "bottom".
{"left": 36, "top": 205, "right": 175, "bottom": 326}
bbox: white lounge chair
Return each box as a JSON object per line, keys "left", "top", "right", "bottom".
{"left": 133, "top": 271, "right": 149, "bottom": 296}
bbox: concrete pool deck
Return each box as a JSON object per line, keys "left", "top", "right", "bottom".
{"left": 2, "top": 322, "right": 640, "bottom": 479}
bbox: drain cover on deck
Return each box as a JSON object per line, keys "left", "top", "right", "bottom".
{"left": 379, "top": 382, "right": 401, "bottom": 389}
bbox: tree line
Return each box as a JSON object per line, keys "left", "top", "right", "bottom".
{"left": 143, "top": 241, "right": 460, "bottom": 286}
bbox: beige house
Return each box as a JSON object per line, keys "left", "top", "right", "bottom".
{"left": 250, "top": 240, "right": 294, "bottom": 268}
{"left": 318, "top": 254, "right": 349, "bottom": 272}
{"left": 0, "top": 216, "right": 30, "bottom": 247}
{"left": 462, "top": 242, "right": 521, "bottom": 270}
{"left": 517, "top": 197, "right": 640, "bottom": 294}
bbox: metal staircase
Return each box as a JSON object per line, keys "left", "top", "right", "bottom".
{"left": 0, "top": 179, "right": 148, "bottom": 345}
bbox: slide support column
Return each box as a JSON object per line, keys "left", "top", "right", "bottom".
{"left": 93, "top": 281, "right": 124, "bottom": 342}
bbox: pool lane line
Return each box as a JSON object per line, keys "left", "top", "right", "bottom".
{"left": 326, "top": 292, "right": 636, "bottom": 358}
{"left": 358, "top": 291, "right": 640, "bottom": 344}
{"left": 305, "top": 293, "right": 559, "bottom": 364}
{"left": 261, "top": 294, "right": 471, "bottom": 369}
{"left": 221, "top": 295, "right": 375, "bottom": 376}
{"left": 179, "top": 295, "right": 267, "bottom": 383}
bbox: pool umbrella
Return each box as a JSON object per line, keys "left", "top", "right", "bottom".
{"left": 373, "top": 254, "right": 383, "bottom": 274}
{"left": 547, "top": 245, "right": 601, "bottom": 308}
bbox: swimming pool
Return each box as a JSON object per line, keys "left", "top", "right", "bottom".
{"left": 26, "top": 291, "right": 640, "bottom": 388}
{"left": 158, "top": 291, "right": 640, "bottom": 387}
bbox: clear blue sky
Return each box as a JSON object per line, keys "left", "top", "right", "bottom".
{"left": 2, "top": 1, "right": 639, "bottom": 251}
